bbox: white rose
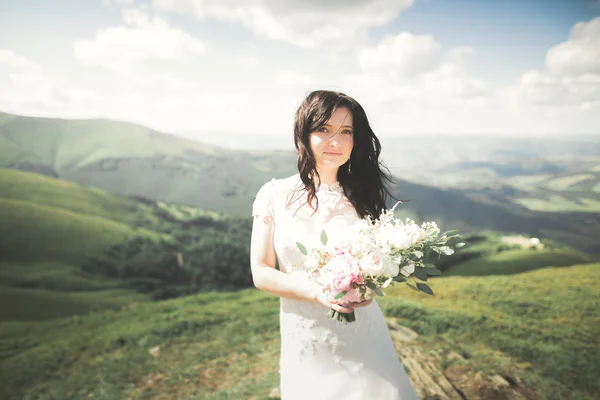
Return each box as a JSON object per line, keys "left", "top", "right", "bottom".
{"left": 351, "top": 237, "right": 375, "bottom": 259}
{"left": 382, "top": 255, "right": 400, "bottom": 277}
{"left": 377, "top": 226, "right": 411, "bottom": 250}
{"left": 407, "top": 224, "right": 426, "bottom": 245}
{"left": 400, "top": 262, "right": 416, "bottom": 277}
{"left": 392, "top": 230, "right": 411, "bottom": 250}
{"left": 359, "top": 251, "right": 385, "bottom": 276}
{"left": 353, "top": 219, "right": 370, "bottom": 232}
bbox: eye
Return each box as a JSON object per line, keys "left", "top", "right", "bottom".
{"left": 317, "top": 126, "right": 328, "bottom": 133}
{"left": 342, "top": 129, "right": 353, "bottom": 135}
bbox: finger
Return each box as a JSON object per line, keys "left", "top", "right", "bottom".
{"left": 333, "top": 304, "right": 354, "bottom": 313}
{"left": 352, "top": 299, "right": 373, "bottom": 308}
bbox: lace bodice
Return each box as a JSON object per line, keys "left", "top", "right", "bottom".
{"left": 252, "top": 174, "right": 359, "bottom": 274}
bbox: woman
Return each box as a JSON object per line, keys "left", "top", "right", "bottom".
{"left": 250, "top": 90, "right": 419, "bottom": 399}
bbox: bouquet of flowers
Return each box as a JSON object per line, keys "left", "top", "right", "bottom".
{"left": 296, "top": 202, "right": 464, "bottom": 324}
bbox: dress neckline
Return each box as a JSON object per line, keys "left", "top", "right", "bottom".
{"left": 290, "top": 174, "right": 344, "bottom": 195}
{"left": 316, "top": 181, "right": 343, "bottom": 194}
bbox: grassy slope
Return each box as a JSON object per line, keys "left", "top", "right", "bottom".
{"left": 381, "top": 263, "right": 600, "bottom": 400}
{"left": 0, "top": 112, "right": 220, "bottom": 171}
{"left": 0, "top": 111, "right": 295, "bottom": 217}
{"left": 0, "top": 170, "right": 161, "bottom": 321}
{"left": 0, "top": 264, "right": 597, "bottom": 400}
{"left": 0, "top": 169, "right": 142, "bottom": 223}
{"left": 0, "top": 198, "right": 153, "bottom": 264}
{"left": 444, "top": 248, "right": 593, "bottom": 276}
{"left": 436, "top": 230, "right": 598, "bottom": 277}
{"left": 508, "top": 167, "right": 600, "bottom": 213}
{"left": 0, "top": 286, "right": 145, "bottom": 321}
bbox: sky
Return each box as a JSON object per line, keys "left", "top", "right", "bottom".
{"left": 0, "top": 0, "right": 599, "bottom": 140}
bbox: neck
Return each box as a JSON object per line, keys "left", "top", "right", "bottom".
{"left": 315, "top": 167, "right": 339, "bottom": 185}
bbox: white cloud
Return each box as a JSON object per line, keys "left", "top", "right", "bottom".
{"left": 546, "top": 16, "right": 600, "bottom": 76}
{"left": 0, "top": 49, "right": 91, "bottom": 116}
{"left": 348, "top": 32, "right": 489, "bottom": 111}
{"left": 0, "top": 49, "right": 41, "bottom": 72}
{"left": 238, "top": 55, "right": 260, "bottom": 69}
{"left": 2, "top": 5, "right": 598, "bottom": 138}
{"left": 448, "top": 46, "right": 476, "bottom": 65}
{"left": 357, "top": 32, "right": 441, "bottom": 76}
{"left": 152, "top": 0, "right": 413, "bottom": 48}
{"left": 275, "top": 70, "right": 314, "bottom": 86}
{"left": 511, "top": 16, "right": 600, "bottom": 108}
{"left": 74, "top": 8, "right": 206, "bottom": 72}
{"left": 343, "top": 17, "right": 600, "bottom": 135}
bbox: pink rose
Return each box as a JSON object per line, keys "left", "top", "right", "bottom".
{"left": 319, "top": 252, "right": 364, "bottom": 294}
{"left": 339, "top": 288, "right": 364, "bottom": 303}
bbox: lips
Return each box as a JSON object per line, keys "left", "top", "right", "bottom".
{"left": 324, "top": 152, "right": 342, "bottom": 155}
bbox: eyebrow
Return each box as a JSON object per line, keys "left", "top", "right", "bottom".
{"left": 324, "top": 124, "right": 353, "bottom": 129}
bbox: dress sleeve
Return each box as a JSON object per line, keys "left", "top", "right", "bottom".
{"left": 252, "top": 178, "right": 276, "bottom": 222}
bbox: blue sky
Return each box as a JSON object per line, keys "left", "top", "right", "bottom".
{"left": 0, "top": 0, "right": 599, "bottom": 138}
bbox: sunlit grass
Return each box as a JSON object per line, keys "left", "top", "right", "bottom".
{"left": 545, "top": 174, "right": 596, "bottom": 191}
{"left": 515, "top": 195, "right": 600, "bottom": 212}
{"left": 0, "top": 198, "right": 156, "bottom": 264}
{"left": 1, "top": 264, "right": 598, "bottom": 400}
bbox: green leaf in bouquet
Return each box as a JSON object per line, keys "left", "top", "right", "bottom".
{"left": 441, "top": 229, "right": 460, "bottom": 237}
{"left": 334, "top": 290, "right": 347, "bottom": 300}
{"left": 296, "top": 242, "right": 308, "bottom": 255}
{"left": 424, "top": 266, "right": 442, "bottom": 276}
{"left": 443, "top": 236, "right": 464, "bottom": 246}
{"left": 406, "top": 283, "right": 420, "bottom": 292}
{"left": 393, "top": 275, "right": 407, "bottom": 282}
{"left": 413, "top": 268, "right": 428, "bottom": 281}
{"left": 320, "top": 229, "right": 328, "bottom": 246}
{"left": 366, "top": 281, "right": 385, "bottom": 297}
{"left": 416, "top": 282, "right": 434, "bottom": 296}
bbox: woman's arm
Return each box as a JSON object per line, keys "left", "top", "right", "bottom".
{"left": 250, "top": 216, "right": 354, "bottom": 313}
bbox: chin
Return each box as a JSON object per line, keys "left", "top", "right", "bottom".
{"left": 319, "top": 161, "right": 345, "bottom": 169}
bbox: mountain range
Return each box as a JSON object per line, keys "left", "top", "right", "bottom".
{"left": 1, "top": 110, "right": 599, "bottom": 253}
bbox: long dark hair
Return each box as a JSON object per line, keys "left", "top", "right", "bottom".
{"left": 292, "top": 90, "right": 397, "bottom": 219}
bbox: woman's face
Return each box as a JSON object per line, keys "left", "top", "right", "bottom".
{"left": 309, "top": 106, "right": 354, "bottom": 172}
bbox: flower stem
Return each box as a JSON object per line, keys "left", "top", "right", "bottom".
{"left": 327, "top": 309, "right": 356, "bottom": 324}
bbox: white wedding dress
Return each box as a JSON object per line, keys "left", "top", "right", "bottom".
{"left": 252, "top": 174, "right": 419, "bottom": 400}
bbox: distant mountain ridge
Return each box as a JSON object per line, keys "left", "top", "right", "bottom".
{"left": 2, "top": 110, "right": 599, "bottom": 253}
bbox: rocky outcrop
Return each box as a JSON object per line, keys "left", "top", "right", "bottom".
{"left": 388, "top": 318, "right": 540, "bottom": 400}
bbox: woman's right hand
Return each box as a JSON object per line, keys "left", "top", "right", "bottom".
{"left": 313, "top": 287, "right": 354, "bottom": 314}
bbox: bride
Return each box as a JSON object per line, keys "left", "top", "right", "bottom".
{"left": 250, "top": 90, "right": 419, "bottom": 399}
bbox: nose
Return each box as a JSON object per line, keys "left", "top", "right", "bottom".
{"left": 327, "top": 131, "right": 341, "bottom": 145}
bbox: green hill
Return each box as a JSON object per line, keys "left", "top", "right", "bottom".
{"left": 0, "top": 170, "right": 160, "bottom": 321}
{"left": 432, "top": 231, "right": 597, "bottom": 277}
{"left": 0, "top": 111, "right": 293, "bottom": 217}
{"left": 0, "top": 111, "right": 222, "bottom": 169}
{"left": 0, "top": 197, "right": 150, "bottom": 264}
{"left": 391, "top": 181, "right": 600, "bottom": 254}
{"left": 0, "top": 169, "right": 255, "bottom": 321}
{"left": 444, "top": 248, "right": 591, "bottom": 276}
{"left": 0, "top": 168, "right": 141, "bottom": 223}
{"left": 2, "top": 110, "right": 600, "bottom": 254}
{"left": 0, "top": 263, "right": 597, "bottom": 400}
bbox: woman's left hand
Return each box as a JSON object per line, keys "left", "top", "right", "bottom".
{"left": 349, "top": 297, "right": 373, "bottom": 308}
